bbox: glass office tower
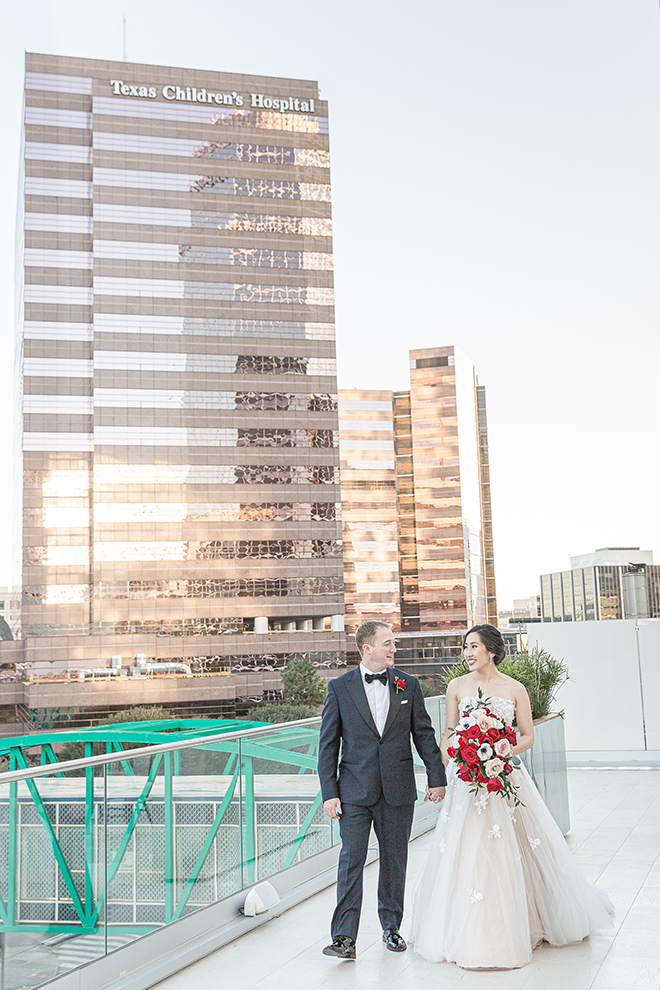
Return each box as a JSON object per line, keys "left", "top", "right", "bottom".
{"left": 402, "top": 345, "right": 494, "bottom": 631}
{"left": 19, "top": 53, "right": 345, "bottom": 676}
{"left": 338, "top": 390, "right": 399, "bottom": 634}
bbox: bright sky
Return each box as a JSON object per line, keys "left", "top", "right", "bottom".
{"left": 2, "top": 1, "right": 659, "bottom": 608}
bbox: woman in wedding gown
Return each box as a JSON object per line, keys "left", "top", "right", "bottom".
{"left": 411, "top": 624, "right": 613, "bottom": 970}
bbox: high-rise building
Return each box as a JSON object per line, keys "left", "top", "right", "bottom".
{"left": 338, "top": 390, "right": 400, "bottom": 633}
{"left": 399, "top": 345, "right": 496, "bottom": 632}
{"left": 16, "top": 53, "right": 345, "bottom": 689}
{"left": 540, "top": 548, "right": 660, "bottom": 622}
{"left": 338, "top": 346, "right": 496, "bottom": 649}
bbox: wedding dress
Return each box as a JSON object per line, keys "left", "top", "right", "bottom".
{"left": 410, "top": 696, "right": 613, "bottom": 969}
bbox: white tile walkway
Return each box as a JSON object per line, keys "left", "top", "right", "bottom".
{"left": 153, "top": 770, "right": 660, "bottom": 990}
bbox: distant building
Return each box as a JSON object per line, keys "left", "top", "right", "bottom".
{"left": 338, "top": 345, "right": 497, "bottom": 664}
{"left": 498, "top": 596, "right": 541, "bottom": 632}
{"left": 540, "top": 548, "right": 660, "bottom": 622}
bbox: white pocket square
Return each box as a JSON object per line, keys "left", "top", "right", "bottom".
{"left": 401, "top": 700, "right": 409, "bottom": 705}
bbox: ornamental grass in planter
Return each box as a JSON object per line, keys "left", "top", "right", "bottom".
{"left": 440, "top": 647, "right": 569, "bottom": 721}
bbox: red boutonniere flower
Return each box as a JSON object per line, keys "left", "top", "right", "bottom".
{"left": 394, "top": 676, "right": 406, "bottom": 693}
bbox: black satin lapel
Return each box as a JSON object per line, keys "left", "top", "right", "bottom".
{"left": 346, "top": 670, "right": 379, "bottom": 736}
{"left": 381, "top": 671, "right": 403, "bottom": 738}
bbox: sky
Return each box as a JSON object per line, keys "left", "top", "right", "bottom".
{"left": 1, "top": 0, "right": 659, "bottom": 608}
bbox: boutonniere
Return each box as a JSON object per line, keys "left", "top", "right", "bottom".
{"left": 394, "top": 677, "right": 406, "bottom": 694}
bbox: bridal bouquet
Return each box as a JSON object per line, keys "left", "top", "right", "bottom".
{"left": 447, "top": 693, "right": 521, "bottom": 803}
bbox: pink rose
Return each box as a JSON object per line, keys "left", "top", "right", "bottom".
{"left": 494, "top": 738, "right": 511, "bottom": 758}
{"left": 475, "top": 713, "right": 495, "bottom": 732}
{"left": 484, "top": 758, "right": 505, "bottom": 778}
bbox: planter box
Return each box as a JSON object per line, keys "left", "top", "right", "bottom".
{"left": 521, "top": 713, "right": 570, "bottom": 835}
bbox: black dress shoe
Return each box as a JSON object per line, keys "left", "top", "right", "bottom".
{"left": 322, "top": 935, "right": 356, "bottom": 959}
{"left": 382, "top": 929, "right": 407, "bottom": 952}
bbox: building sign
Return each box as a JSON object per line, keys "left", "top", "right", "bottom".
{"left": 109, "top": 80, "right": 315, "bottom": 113}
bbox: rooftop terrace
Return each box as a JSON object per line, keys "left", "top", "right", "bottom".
{"left": 151, "top": 768, "right": 660, "bottom": 990}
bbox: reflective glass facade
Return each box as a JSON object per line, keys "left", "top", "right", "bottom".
{"left": 402, "top": 346, "right": 494, "bottom": 631}
{"left": 338, "top": 390, "right": 399, "bottom": 634}
{"left": 20, "top": 54, "right": 345, "bottom": 673}
{"left": 338, "top": 348, "right": 496, "bottom": 637}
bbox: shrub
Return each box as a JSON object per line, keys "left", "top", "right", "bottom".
{"left": 280, "top": 657, "right": 326, "bottom": 707}
{"left": 248, "top": 702, "right": 318, "bottom": 724}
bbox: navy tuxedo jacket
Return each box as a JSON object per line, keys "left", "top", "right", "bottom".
{"left": 317, "top": 666, "right": 446, "bottom": 807}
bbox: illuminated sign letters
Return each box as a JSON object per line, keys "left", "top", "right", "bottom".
{"left": 109, "top": 80, "right": 315, "bottom": 113}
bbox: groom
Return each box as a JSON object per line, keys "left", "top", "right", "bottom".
{"left": 318, "top": 620, "right": 446, "bottom": 960}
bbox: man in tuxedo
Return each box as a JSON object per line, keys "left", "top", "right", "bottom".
{"left": 318, "top": 620, "right": 446, "bottom": 960}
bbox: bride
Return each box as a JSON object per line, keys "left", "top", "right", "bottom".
{"left": 411, "top": 624, "right": 613, "bottom": 970}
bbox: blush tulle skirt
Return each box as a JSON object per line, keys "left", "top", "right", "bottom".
{"left": 410, "top": 762, "right": 613, "bottom": 969}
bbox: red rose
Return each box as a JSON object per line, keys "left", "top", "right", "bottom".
{"left": 462, "top": 744, "right": 479, "bottom": 766}
{"left": 506, "top": 729, "right": 517, "bottom": 744}
{"left": 457, "top": 767, "right": 473, "bottom": 782}
{"left": 465, "top": 724, "right": 481, "bottom": 740}
{"left": 486, "top": 727, "right": 501, "bottom": 742}
{"left": 486, "top": 777, "right": 504, "bottom": 792}
{"left": 447, "top": 747, "right": 456, "bottom": 758}
{"left": 394, "top": 677, "right": 406, "bottom": 693}
{"left": 476, "top": 770, "right": 488, "bottom": 783}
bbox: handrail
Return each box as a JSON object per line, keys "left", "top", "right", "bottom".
{"left": 0, "top": 715, "right": 323, "bottom": 784}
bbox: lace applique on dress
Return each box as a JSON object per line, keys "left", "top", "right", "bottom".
{"left": 467, "top": 888, "right": 483, "bottom": 904}
{"left": 459, "top": 695, "right": 516, "bottom": 726}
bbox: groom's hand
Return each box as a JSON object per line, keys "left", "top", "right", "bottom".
{"left": 425, "top": 786, "right": 446, "bottom": 803}
{"left": 323, "top": 798, "right": 343, "bottom": 820}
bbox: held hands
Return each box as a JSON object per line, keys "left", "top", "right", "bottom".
{"left": 425, "top": 786, "right": 446, "bottom": 804}
{"left": 323, "top": 797, "right": 343, "bottom": 820}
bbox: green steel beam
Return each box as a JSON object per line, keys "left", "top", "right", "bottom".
{"left": 242, "top": 754, "right": 256, "bottom": 886}
{"left": 282, "top": 791, "right": 323, "bottom": 869}
{"left": 89, "top": 754, "right": 163, "bottom": 927}
{"left": 40, "top": 743, "right": 65, "bottom": 777}
{"left": 0, "top": 719, "right": 268, "bottom": 755}
{"left": 84, "top": 743, "right": 95, "bottom": 925}
{"left": 106, "top": 741, "right": 135, "bottom": 777}
{"left": 0, "top": 751, "right": 16, "bottom": 926}
{"left": 240, "top": 740, "right": 318, "bottom": 771}
{"left": 171, "top": 754, "right": 239, "bottom": 921}
{"left": 164, "top": 751, "right": 175, "bottom": 923}
{"left": 11, "top": 749, "right": 87, "bottom": 923}
{"left": 297, "top": 740, "right": 318, "bottom": 775}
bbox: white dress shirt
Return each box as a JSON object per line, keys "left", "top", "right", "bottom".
{"left": 359, "top": 662, "right": 390, "bottom": 736}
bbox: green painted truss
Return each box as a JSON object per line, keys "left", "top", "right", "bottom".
{"left": 0, "top": 719, "right": 352, "bottom": 936}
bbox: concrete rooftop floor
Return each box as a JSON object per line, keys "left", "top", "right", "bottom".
{"left": 153, "top": 769, "right": 660, "bottom": 990}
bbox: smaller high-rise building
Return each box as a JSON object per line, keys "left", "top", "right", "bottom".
{"left": 338, "top": 345, "right": 497, "bottom": 646}
{"left": 540, "top": 548, "right": 660, "bottom": 622}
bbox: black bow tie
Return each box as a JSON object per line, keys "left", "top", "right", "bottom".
{"left": 364, "top": 671, "right": 388, "bottom": 685}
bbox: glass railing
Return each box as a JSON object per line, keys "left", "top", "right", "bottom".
{"left": 0, "top": 702, "right": 444, "bottom": 989}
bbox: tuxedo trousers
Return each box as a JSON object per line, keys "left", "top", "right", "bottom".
{"left": 331, "top": 796, "right": 415, "bottom": 940}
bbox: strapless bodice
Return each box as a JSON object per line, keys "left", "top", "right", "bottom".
{"left": 459, "top": 695, "right": 516, "bottom": 726}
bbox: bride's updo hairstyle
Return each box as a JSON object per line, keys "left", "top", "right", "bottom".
{"left": 464, "top": 624, "right": 507, "bottom": 666}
